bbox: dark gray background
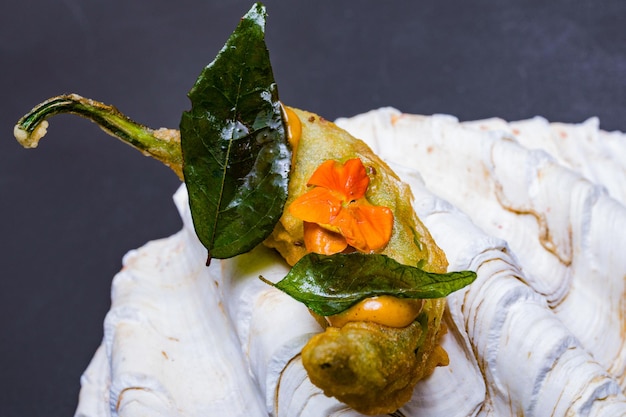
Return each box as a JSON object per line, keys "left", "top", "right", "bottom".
{"left": 1, "top": 1, "right": 624, "bottom": 416}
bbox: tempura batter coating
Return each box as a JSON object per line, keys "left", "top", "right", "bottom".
{"left": 265, "top": 108, "right": 451, "bottom": 414}
{"left": 265, "top": 107, "right": 447, "bottom": 273}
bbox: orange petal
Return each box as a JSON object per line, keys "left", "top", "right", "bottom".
{"left": 332, "top": 203, "right": 394, "bottom": 253}
{"left": 303, "top": 222, "right": 348, "bottom": 255}
{"left": 289, "top": 187, "right": 343, "bottom": 224}
{"left": 307, "top": 158, "right": 369, "bottom": 201}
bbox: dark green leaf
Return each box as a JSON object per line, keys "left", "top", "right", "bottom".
{"left": 269, "top": 252, "right": 477, "bottom": 316}
{"left": 180, "top": 2, "right": 291, "bottom": 259}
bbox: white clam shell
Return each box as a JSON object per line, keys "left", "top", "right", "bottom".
{"left": 76, "top": 188, "right": 267, "bottom": 417}
{"left": 75, "top": 109, "right": 626, "bottom": 417}
{"left": 336, "top": 108, "right": 626, "bottom": 387}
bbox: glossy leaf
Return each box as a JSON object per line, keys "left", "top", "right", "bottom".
{"left": 180, "top": 3, "right": 291, "bottom": 259}
{"left": 269, "top": 252, "right": 477, "bottom": 316}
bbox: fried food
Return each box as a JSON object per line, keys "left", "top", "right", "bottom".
{"left": 265, "top": 107, "right": 451, "bottom": 414}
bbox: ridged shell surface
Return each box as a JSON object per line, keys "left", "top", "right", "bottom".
{"left": 75, "top": 109, "right": 626, "bottom": 417}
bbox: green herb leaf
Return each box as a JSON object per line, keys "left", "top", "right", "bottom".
{"left": 180, "top": 3, "right": 291, "bottom": 260}
{"left": 268, "top": 252, "right": 477, "bottom": 316}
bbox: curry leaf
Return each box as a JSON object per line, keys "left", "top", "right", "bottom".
{"left": 268, "top": 252, "right": 477, "bottom": 316}
{"left": 180, "top": 3, "right": 291, "bottom": 260}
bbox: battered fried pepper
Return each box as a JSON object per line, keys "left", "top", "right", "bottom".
{"left": 264, "top": 108, "right": 453, "bottom": 414}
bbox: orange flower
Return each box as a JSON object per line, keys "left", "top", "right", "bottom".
{"left": 289, "top": 158, "right": 393, "bottom": 254}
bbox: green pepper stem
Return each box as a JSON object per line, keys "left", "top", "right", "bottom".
{"left": 13, "top": 93, "right": 183, "bottom": 179}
